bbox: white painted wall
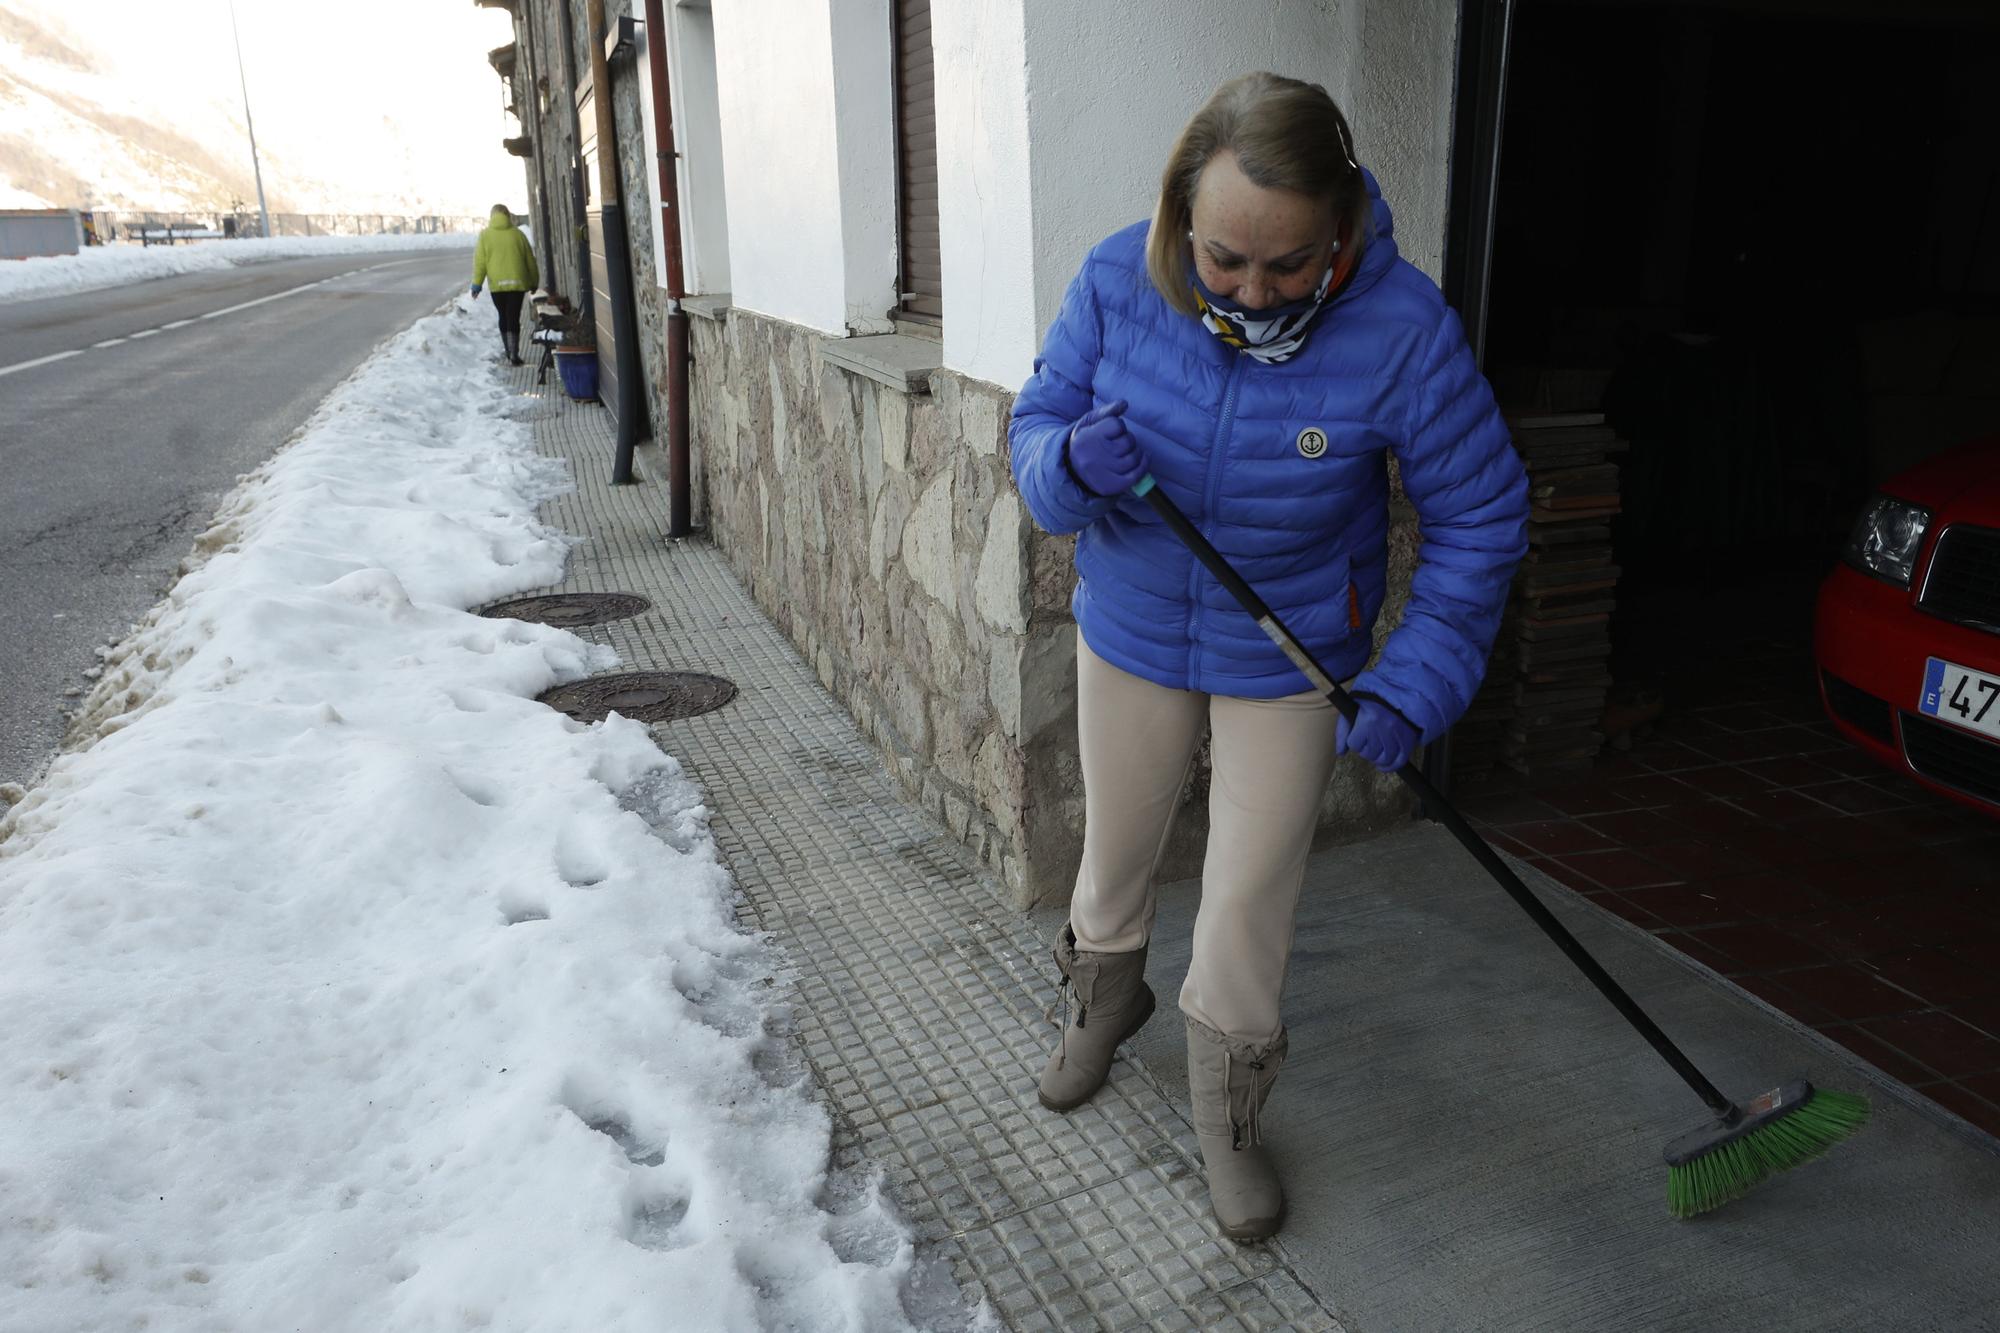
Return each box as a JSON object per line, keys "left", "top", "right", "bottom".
{"left": 1019, "top": 0, "right": 1364, "bottom": 392}
{"left": 640, "top": 0, "right": 736, "bottom": 296}
{"left": 932, "top": 0, "right": 1034, "bottom": 388}
{"left": 706, "top": 0, "right": 1458, "bottom": 374}
{"left": 828, "top": 0, "right": 899, "bottom": 334}
{"left": 1349, "top": 0, "right": 1460, "bottom": 281}
{"left": 937, "top": 0, "right": 1458, "bottom": 391}
{"left": 635, "top": 17, "right": 668, "bottom": 291}
{"left": 710, "top": 0, "right": 896, "bottom": 332}
{"left": 667, "top": 0, "right": 732, "bottom": 296}
{"left": 711, "top": 0, "right": 846, "bottom": 329}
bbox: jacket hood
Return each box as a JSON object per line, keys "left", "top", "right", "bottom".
{"left": 1342, "top": 167, "right": 1399, "bottom": 302}
{"left": 488, "top": 207, "right": 514, "bottom": 228}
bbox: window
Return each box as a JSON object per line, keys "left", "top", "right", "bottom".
{"left": 893, "top": 0, "right": 940, "bottom": 321}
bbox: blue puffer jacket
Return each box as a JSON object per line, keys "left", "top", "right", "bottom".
{"left": 1010, "top": 172, "right": 1529, "bottom": 742}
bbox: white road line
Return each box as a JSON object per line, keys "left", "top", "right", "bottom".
{"left": 1, "top": 257, "right": 447, "bottom": 379}
{"left": 0, "top": 348, "right": 82, "bottom": 379}
{"left": 196, "top": 279, "right": 330, "bottom": 320}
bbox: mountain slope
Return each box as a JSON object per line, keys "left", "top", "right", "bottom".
{"left": 0, "top": 1, "right": 516, "bottom": 217}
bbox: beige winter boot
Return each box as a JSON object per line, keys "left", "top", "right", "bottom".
{"left": 1185, "top": 1015, "right": 1287, "bottom": 1241}
{"left": 1037, "top": 926, "right": 1155, "bottom": 1112}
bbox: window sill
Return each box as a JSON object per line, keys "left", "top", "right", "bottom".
{"left": 679, "top": 292, "right": 731, "bottom": 323}
{"left": 817, "top": 333, "right": 941, "bottom": 395}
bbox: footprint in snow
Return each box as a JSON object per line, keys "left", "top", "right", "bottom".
{"left": 669, "top": 955, "right": 767, "bottom": 1038}
{"left": 562, "top": 1094, "right": 666, "bottom": 1167}
{"left": 553, "top": 828, "right": 609, "bottom": 888}
{"left": 750, "top": 1035, "right": 806, "bottom": 1090}
{"left": 443, "top": 767, "right": 503, "bottom": 808}
{"left": 733, "top": 1242, "right": 807, "bottom": 1312}
{"left": 625, "top": 1189, "right": 692, "bottom": 1251}
{"left": 824, "top": 1206, "right": 905, "bottom": 1267}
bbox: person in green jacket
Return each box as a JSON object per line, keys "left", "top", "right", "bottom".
{"left": 470, "top": 205, "right": 539, "bottom": 366}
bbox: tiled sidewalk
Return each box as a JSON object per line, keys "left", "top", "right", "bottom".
{"left": 1461, "top": 633, "right": 2000, "bottom": 1139}
{"left": 497, "top": 362, "right": 1345, "bottom": 1332}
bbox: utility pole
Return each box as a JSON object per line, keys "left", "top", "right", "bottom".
{"left": 228, "top": 0, "right": 271, "bottom": 239}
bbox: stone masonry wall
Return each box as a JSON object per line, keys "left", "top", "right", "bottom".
{"left": 689, "top": 310, "right": 1043, "bottom": 901}
{"left": 692, "top": 305, "right": 1421, "bottom": 910}
{"left": 515, "top": 0, "right": 582, "bottom": 307}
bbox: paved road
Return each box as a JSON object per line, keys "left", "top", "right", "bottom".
{"left": 0, "top": 251, "right": 472, "bottom": 788}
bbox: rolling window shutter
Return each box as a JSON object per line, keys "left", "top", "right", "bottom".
{"left": 895, "top": 0, "right": 941, "bottom": 320}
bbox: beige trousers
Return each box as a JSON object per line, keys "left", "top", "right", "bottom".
{"left": 1068, "top": 633, "right": 1343, "bottom": 1046}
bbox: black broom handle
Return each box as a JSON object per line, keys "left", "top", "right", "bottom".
{"left": 1134, "top": 478, "right": 1737, "bottom": 1120}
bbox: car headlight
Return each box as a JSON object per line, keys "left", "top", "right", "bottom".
{"left": 1842, "top": 494, "right": 1932, "bottom": 587}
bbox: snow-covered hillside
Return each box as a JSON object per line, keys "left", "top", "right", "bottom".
{"left": 0, "top": 1, "right": 520, "bottom": 216}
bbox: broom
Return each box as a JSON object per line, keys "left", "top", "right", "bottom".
{"left": 1130, "top": 475, "right": 1869, "bottom": 1218}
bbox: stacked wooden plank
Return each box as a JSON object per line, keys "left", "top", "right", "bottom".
{"left": 1453, "top": 413, "right": 1627, "bottom": 783}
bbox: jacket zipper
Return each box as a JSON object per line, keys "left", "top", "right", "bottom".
{"left": 1187, "top": 354, "right": 1244, "bottom": 687}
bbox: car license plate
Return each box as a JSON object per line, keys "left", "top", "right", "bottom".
{"left": 1920, "top": 657, "right": 2000, "bottom": 741}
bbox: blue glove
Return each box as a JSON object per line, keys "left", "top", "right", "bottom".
{"left": 1066, "top": 399, "right": 1146, "bottom": 496}
{"left": 1336, "top": 698, "right": 1420, "bottom": 773}
{"left": 470, "top": 284, "right": 482, "bottom": 298}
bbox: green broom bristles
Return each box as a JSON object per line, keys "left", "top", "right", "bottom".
{"left": 1667, "top": 1087, "right": 1870, "bottom": 1218}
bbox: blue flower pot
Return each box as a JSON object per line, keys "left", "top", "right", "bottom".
{"left": 555, "top": 348, "right": 599, "bottom": 401}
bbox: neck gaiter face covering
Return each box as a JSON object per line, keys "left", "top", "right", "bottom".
{"left": 1191, "top": 247, "right": 1356, "bottom": 363}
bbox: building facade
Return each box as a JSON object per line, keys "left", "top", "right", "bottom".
{"left": 485, "top": 0, "right": 1467, "bottom": 908}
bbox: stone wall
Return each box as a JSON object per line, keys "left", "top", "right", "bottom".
{"left": 512, "top": 0, "right": 583, "bottom": 306}
{"left": 688, "top": 310, "right": 1042, "bottom": 900}
{"left": 516, "top": 1, "right": 572, "bottom": 302}
{"left": 691, "top": 304, "right": 1420, "bottom": 910}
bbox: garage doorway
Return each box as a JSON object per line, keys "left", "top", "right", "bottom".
{"left": 1450, "top": 0, "right": 2000, "bottom": 1137}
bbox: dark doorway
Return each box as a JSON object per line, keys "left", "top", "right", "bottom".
{"left": 1455, "top": 0, "right": 2000, "bottom": 1138}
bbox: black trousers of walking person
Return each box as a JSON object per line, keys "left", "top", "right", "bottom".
{"left": 492, "top": 290, "right": 526, "bottom": 364}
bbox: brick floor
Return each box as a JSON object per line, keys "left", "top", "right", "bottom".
{"left": 1462, "top": 646, "right": 2000, "bottom": 1139}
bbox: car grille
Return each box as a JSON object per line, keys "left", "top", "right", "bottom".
{"left": 1901, "top": 710, "right": 2000, "bottom": 808}
{"left": 1822, "top": 671, "right": 1894, "bottom": 746}
{"left": 1918, "top": 524, "right": 2000, "bottom": 634}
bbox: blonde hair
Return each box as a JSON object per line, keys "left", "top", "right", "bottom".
{"left": 1147, "top": 72, "right": 1369, "bottom": 316}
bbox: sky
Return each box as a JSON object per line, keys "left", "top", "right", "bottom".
{"left": 10, "top": 0, "right": 526, "bottom": 216}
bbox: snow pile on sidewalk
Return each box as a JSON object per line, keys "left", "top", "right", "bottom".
{"left": 0, "top": 295, "right": 950, "bottom": 1333}
{"left": 0, "top": 232, "right": 479, "bottom": 304}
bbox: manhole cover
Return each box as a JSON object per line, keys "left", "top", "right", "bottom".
{"left": 537, "top": 671, "right": 737, "bottom": 724}
{"left": 482, "top": 592, "right": 652, "bottom": 629}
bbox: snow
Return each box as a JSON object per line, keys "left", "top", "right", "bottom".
{"left": 0, "top": 233, "right": 479, "bottom": 304}
{"left": 0, "top": 182, "right": 54, "bottom": 208}
{"left": 0, "top": 297, "right": 960, "bottom": 1331}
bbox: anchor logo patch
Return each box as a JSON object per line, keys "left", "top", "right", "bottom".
{"left": 1296, "top": 427, "right": 1328, "bottom": 459}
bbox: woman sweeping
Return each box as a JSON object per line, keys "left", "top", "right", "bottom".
{"left": 1009, "top": 72, "right": 1530, "bottom": 1241}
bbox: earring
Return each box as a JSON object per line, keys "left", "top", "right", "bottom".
{"left": 1329, "top": 239, "right": 1342, "bottom": 253}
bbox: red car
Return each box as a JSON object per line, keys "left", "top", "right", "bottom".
{"left": 1815, "top": 435, "right": 2000, "bottom": 818}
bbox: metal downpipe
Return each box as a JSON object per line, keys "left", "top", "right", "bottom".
{"left": 643, "top": 0, "right": 691, "bottom": 537}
